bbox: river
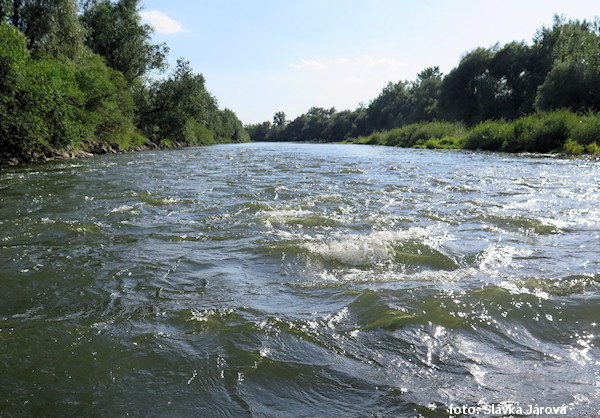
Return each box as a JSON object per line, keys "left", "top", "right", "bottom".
{"left": 1, "top": 143, "right": 599, "bottom": 416}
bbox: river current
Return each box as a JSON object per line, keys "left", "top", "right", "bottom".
{"left": 1, "top": 143, "right": 599, "bottom": 416}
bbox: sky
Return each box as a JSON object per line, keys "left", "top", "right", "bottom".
{"left": 139, "top": 0, "right": 599, "bottom": 125}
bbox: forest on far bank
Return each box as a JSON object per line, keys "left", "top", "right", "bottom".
{"left": 0, "top": 0, "right": 248, "bottom": 165}
{"left": 247, "top": 15, "right": 600, "bottom": 155}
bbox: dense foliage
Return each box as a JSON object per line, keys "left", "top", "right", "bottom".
{"left": 0, "top": 0, "right": 247, "bottom": 164}
{"left": 135, "top": 59, "right": 247, "bottom": 146}
{"left": 81, "top": 0, "right": 168, "bottom": 83}
{"left": 248, "top": 15, "right": 600, "bottom": 154}
{"left": 347, "top": 111, "right": 600, "bottom": 155}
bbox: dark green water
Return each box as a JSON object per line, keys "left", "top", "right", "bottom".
{"left": 1, "top": 143, "right": 599, "bottom": 416}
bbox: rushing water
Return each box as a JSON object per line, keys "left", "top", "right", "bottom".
{"left": 1, "top": 143, "right": 599, "bottom": 416}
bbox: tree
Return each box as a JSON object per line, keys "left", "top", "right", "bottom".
{"left": 5, "top": 0, "right": 87, "bottom": 59}
{"left": 409, "top": 66, "right": 442, "bottom": 122}
{"left": 488, "top": 41, "right": 535, "bottom": 118}
{"left": 546, "top": 15, "right": 600, "bottom": 68}
{"left": 0, "top": 0, "right": 16, "bottom": 24}
{"left": 0, "top": 20, "right": 38, "bottom": 160}
{"left": 0, "top": 19, "right": 141, "bottom": 162}
{"left": 366, "top": 81, "right": 411, "bottom": 130}
{"left": 438, "top": 47, "right": 498, "bottom": 124}
{"left": 273, "top": 111, "right": 286, "bottom": 126}
{"left": 533, "top": 15, "right": 600, "bottom": 112}
{"left": 220, "top": 108, "right": 249, "bottom": 142}
{"left": 534, "top": 59, "right": 600, "bottom": 112}
{"left": 246, "top": 121, "right": 271, "bottom": 142}
{"left": 136, "top": 59, "right": 247, "bottom": 145}
{"left": 81, "top": 0, "right": 168, "bottom": 82}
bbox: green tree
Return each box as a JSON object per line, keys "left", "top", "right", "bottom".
{"left": 438, "top": 47, "right": 498, "bottom": 124}
{"left": 547, "top": 15, "right": 600, "bottom": 68}
{"left": 81, "top": 0, "right": 168, "bottom": 82}
{"left": 6, "top": 0, "right": 87, "bottom": 59}
{"left": 409, "top": 66, "right": 442, "bottom": 122}
{"left": 136, "top": 59, "right": 247, "bottom": 145}
{"left": 0, "top": 20, "right": 39, "bottom": 160}
{"left": 74, "top": 53, "right": 139, "bottom": 146}
{"left": 220, "top": 108, "right": 249, "bottom": 142}
{"left": 246, "top": 121, "right": 271, "bottom": 142}
{"left": 322, "top": 109, "right": 355, "bottom": 141}
{"left": 273, "top": 111, "right": 286, "bottom": 126}
{"left": 367, "top": 81, "right": 411, "bottom": 130}
{"left": 533, "top": 15, "right": 600, "bottom": 112}
{"left": 0, "top": 18, "right": 144, "bottom": 163}
{"left": 534, "top": 59, "right": 600, "bottom": 111}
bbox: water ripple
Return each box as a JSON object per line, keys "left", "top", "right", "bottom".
{"left": 1, "top": 143, "right": 599, "bottom": 415}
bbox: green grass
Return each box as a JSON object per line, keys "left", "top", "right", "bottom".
{"left": 350, "top": 121, "right": 466, "bottom": 148}
{"left": 346, "top": 110, "right": 600, "bottom": 155}
{"left": 464, "top": 120, "right": 512, "bottom": 151}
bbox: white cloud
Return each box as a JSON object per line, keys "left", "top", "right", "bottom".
{"left": 140, "top": 10, "right": 183, "bottom": 34}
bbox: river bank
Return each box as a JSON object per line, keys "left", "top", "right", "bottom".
{"left": 1, "top": 138, "right": 247, "bottom": 166}
{"left": 344, "top": 110, "right": 600, "bottom": 155}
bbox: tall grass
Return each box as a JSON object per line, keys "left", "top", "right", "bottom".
{"left": 357, "top": 121, "right": 466, "bottom": 148}
{"left": 504, "top": 110, "right": 579, "bottom": 153}
{"left": 347, "top": 110, "right": 600, "bottom": 155}
{"left": 570, "top": 111, "right": 600, "bottom": 146}
{"left": 464, "top": 120, "right": 512, "bottom": 151}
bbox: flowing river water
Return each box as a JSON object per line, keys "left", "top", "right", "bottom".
{"left": 1, "top": 142, "right": 599, "bottom": 416}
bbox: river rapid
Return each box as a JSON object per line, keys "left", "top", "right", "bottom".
{"left": 1, "top": 143, "right": 599, "bottom": 416}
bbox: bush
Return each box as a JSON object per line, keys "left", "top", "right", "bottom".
{"left": 586, "top": 142, "right": 600, "bottom": 154}
{"left": 464, "top": 120, "right": 512, "bottom": 151}
{"left": 408, "top": 121, "right": 465, "bottom": 146}
{"left": 366, "top": 132, "right": 382, "bottom": 145}
{"left": 383, "top": 126, "right": 414, "bottom": 147}
{"left": 346, "top": 110, "right": 600, "bottom": 155}
{"left": 570, "top": 111, "right": 600, "bottom": 145}
{"left": 504, "top": 111, "right": 578, "bottom": 153}
{"left": 563, "top": 138, "right": 585, "bottom": 155}
{"left": 184, "top": 119, "right": 215, "bottom": 145}
{"left": 0, "top": 22, "right": 146, "bottom": 163}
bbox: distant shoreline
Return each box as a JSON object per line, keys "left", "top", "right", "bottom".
{"left": 341, "top": 110, "right": 600, "bottom": 156}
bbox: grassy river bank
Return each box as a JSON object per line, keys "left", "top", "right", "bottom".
{"left": 345, "top": 110, "right": 600, "bottom": 155}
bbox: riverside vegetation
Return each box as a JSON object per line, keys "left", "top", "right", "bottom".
{"left": 248, "top": 15, "right": 600, "bottom": 155}
{"left": 0, "top": 0, "right": 248, "bottom": 165}
{"left": 348, "top": 111, "right": 600, "bottom": 155}
{"left": 2, "top": 7, "right": 600, "bottom": 164}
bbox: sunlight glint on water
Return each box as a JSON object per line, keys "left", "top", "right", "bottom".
{"left": 0, "top": 143, "right": 599, "bottom": 416}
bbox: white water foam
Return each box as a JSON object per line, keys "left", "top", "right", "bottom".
{"left": 478, "top": 244, "right": 532, "bottom": 271}
{"left": 111, "top": 205, "right": 136, "bottom": 213}
{"left": 261, "top": 209, "right": 313, "bottom": 219}
{"left": 302, "top": 228, "right": 432, "bottom": 266}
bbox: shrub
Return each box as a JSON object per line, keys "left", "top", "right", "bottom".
{"left": 586, "top": 142, "right": 600, "bottom": 154}
{"left": 563, "top": 138, "right": 585, "bottom": 155}
{"left": 346, "top": 110, "right": 600, "bottom": 155}
{"left": 465, "top": 120, "right": 512, "bottom": 151}
{"left": 383, "top": 127, "right": 413, "bottom": 147}
{"left": 504, "top": 111, "right": 578, "bottom": 153}
{"left": 570, "top": 111, "right": 600, "bottom": 145}
{"left": 408, "top": 121, "right": 465, "bottom": 147}
{"left": 367, "top": 132, "right": 382, "bottom": 144}
{"left": 184, "top": 119, "right": 215, "bottom": 145}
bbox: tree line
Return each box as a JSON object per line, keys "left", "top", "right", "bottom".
{"left": 247, "top": 15, "right": 600, "bottom": 153}
{"left": 0, "top": 0, "right": 248, "bottom": 164}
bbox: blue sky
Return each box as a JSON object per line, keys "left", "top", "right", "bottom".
{"left": 140, "top": 0, "right": 598, "bottom": 125}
